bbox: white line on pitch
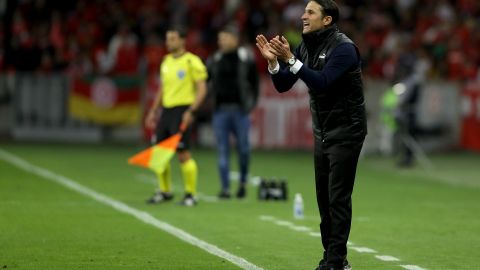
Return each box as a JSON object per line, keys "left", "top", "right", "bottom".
{"left": 264, "top": 217, "right": 311, "bottom": 231}
{"left": 289, "top": 225, "right": 312, "bottom": 232}
{"left": 375, "top": 255, "right": 400, "bottom": 262}
{"left": 309, "top": 232, "right": 322, "bottom": 238}
{"left": 0, "top": 149, "right": 263, "bottom": 270}
{"left": 134, "top": 173, "right": 157, "bottom": 185}
{"left": 349, "top": 246, "right": 377, "bottom": 253}
{"left": 400, "top": 265, "right": 427, "bottom": 270}
{"left": 259, "top": 215, "right": 275, "bottom": 221}
{"left": 258, "top": 215, "right": 427, "bottom": 269}
{"left": 274, "top": 220, "right": 293, "bottom": 226}
{"left": 197, "top": 193, "right": 219, "bottom": 203}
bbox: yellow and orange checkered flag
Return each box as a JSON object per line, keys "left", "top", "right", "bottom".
{"left": 128, "top": 123, "right": 186, "bottom": 174}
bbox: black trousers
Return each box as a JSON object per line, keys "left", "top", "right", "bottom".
{"left": 396, "top": 115, "right": 417, "bottom": 166}
{"left": 314, "top": 138, "right": 364, "bottom": 268}
{"left": 155, "top": 106, "right": 192, "bottom": 150}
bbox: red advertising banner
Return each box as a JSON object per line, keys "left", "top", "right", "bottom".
{"left": 250, "top": 76, "right": 313, "bottom": 149}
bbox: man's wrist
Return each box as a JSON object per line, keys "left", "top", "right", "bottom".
{"left": 268, "top": 59, "right": 277, "bottom": 68}
{"left": 287, "top": 55, "right": 296, "bottom": 66}
{"left": 289, "top": 60, "right": 303, "bottom": 74}
{"left": 268, "top": 61, "right": 280, "bottom": 74}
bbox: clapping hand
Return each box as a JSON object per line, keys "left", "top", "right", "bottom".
{"left": 269, "top": 36, "right": 294, "bottom": 63}
{"left": 256, "top": 34, "right": 277, "bottom": 66}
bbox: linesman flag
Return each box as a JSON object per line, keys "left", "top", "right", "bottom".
{"left": 128, "top": 124, "right": 186, "bottom": 174}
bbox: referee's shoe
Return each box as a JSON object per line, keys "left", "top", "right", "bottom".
{"left": 146, "top": 190, "right": 174, "bottom": 204}
{"left": 178, "top": 193, "right": 197, "bottom": 206}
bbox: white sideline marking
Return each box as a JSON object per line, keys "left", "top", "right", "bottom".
{"left": 289, "top": 225, "right": 312, "bottom": 232}
{"left": 258, "top": 216, "right": 427, "bottom": 269}
{"left": 259, "top": 215, "right": 275, "bottom": 221}
{"left": 375, "top": 255, "right": 400, "bottom": 262}
{"left": 134, "top": 173, "right": 157, "bottom": 185}
{"left": 400, "top": 265, "right": 427, "bottom": 270}
{"left": 197, "top": 193, "right": 219, "bottom": 203}
{"left": 355, "top": 216, "right": 370, "bottom": 222}
{"left": 261, "top": 216, "right": 314, "bottom": 233}
{"left": 274, "top": 220, "right": 293, "bottom": 226}
{"left": 0, "top": 149, "right": 263, "bottom": 270}
{"left": 229, "top": 171, "right": 262, "bottom": 186}
{"left": 349, "top": 246, "right": 377, "bottom": 253}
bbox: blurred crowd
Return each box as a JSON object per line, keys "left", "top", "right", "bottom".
{"left": 1, "top": 0, "right": 480, "bottom": 81}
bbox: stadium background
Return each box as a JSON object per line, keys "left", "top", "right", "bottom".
{"left": 1, "top": 1, "right": 480, "bottom": 270}
{"left": 0, "top": 0, "right": 479, "bottom": 151}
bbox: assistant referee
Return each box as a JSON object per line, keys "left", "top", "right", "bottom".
{"left": 145, "top": 26, "right": 208, "bottom": 206}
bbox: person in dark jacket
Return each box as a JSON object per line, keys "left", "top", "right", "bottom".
{"left": 256, "top": 1, "right": 367, "bottom": 269}
{"left": 206, "top": 25, "right": 259, "bottom": 199}
{"left": 393, "top": 73, "right": 421, "bottom": 167}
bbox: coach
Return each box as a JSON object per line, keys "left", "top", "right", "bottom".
{"left": 256, "top": 0, "right": 367, "bottom": 269}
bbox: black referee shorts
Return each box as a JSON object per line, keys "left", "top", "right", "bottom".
{"left": 155, "top": 105, "right": 192, "bottom": 151}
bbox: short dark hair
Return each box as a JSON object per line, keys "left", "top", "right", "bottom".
{"left": 167, "top": 25, "right": 187, "bottom": 38}
{"left": 220, "top": 24, "right": 240, "bottom": 37}
{"left": 312, "top": 0, "right": 339, "bottom": 25}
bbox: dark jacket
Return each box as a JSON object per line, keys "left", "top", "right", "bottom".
{"left": 271, "top": 25, "right": 367, "bottom": 143}
{"left": 207, "top": 47, "right": 259, "bottom": 113}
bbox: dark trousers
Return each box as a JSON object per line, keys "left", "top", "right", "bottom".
{"left": 212, "top": 106, "right": 250, "bottom": 191}
{"left": 396, "top": 115, "right": 416, "bottom": 166}
{"left": 314, "top": 138, "right": 364, "bottom": 268}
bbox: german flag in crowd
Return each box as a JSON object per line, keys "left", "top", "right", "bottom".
{"left": 69, "top": 75, "right": 142, "bottom": 125}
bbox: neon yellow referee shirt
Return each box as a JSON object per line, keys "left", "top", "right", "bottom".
{"left": 160, "top": 52, "right": 207, "bottom": 108}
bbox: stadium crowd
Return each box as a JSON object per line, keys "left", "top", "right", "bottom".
{"left": 1, "top": 0, "right": 479, "bottom": 82}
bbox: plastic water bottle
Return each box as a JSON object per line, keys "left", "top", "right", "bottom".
{"left": 293, "top": 193, "right": 304, "bottom": 219}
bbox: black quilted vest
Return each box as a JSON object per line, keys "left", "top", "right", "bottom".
{"left": 299, "top": 26, "right": 367, "bottom": 143}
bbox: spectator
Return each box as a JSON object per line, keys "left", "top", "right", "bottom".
{"left": 1, "top": 0, "right": 479, "bottom": 81}
{"left": 393, "top": 74, "right": 421, "bottom": 167}
{"left": 206, "top": 24, "right": 259, "bottom": 199}
{"left": 98, "top": 23, "right": 140, "bottom": 74}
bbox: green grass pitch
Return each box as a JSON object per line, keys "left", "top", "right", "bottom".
{"left": 1, "top": 142, "right": 479, "bottom": 269}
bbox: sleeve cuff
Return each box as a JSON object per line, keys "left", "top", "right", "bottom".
{"left": 289, "top": 60, "right": 303, "bottom": 74}
{"left": 268, "top": 61, "right": 280, "bottom": 74}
